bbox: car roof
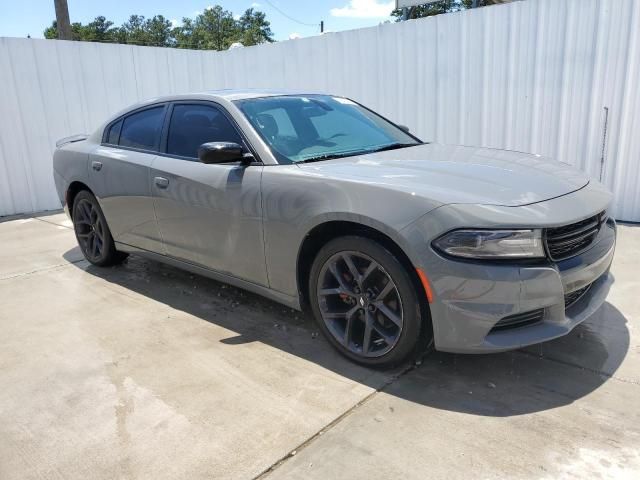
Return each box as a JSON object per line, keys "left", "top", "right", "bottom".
{"left": 114, "top": 90, "right": 331, "bottom": 118}
{"left": 95, "top": 89, "right": 334, "bottom": 143}
{"left": 201, "top": 89, "right": 324, "bottom": 101}
{"left": 137, "top": 89, "right": 327, "bottom": 105}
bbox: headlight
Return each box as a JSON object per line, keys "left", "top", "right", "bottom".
{"left": 433, "top": 229, "right": 545, "bottom": 259}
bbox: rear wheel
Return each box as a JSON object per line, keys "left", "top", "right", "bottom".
{"left": 309, "top": 236, "right": 425, "bottom": 368}
{"left": 72, "top": 190, "right": 127, "bottom": 267}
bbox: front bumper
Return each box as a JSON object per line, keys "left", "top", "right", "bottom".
{"left": 429, "top": 220, "right": 615, "bottom": 353}
{"left": 401, "top": 184, "right": 616, "bottom": 353}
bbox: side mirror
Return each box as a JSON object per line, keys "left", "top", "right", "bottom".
{"left": 198, "top": 142, "right": 249, "bottom": 164}
{"left": 398, "top": 125, "right": 410, "bottom": 133}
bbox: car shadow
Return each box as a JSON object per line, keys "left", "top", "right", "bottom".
{"left": 63, "top": 247, "right": 630, "bottom": 418}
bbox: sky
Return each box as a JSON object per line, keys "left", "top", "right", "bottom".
{"left": 0, "top": 0, "right": 398, "bottom": 41}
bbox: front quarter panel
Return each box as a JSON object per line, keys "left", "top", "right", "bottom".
{"left": 261, "top": 164, "right": 443, "bottom": 297}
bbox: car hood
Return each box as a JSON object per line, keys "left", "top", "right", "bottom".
{"left": 296, "top": 143, "right": 590, "bottom": 207}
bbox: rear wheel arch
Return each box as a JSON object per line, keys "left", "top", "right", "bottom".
{"left": 66, "top": 181, "right": 93, "bottom": 219}
{"left": 71, "top": 189, "right": 127, "bottom": 266}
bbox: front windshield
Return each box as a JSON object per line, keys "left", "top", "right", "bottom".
{"left": 235, "top": 95, "right": 421, "bottom": 164}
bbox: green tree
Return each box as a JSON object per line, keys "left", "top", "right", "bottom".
{"left": 120, "top": 15, "right": 147, "bottom": 45}
{"left": 81, "top": 16, "right": 116, "bottom": 42}
{"left": 173, "top": 17, "right": 197, "bottom": 49}
{"left": 236, "top": 8, "right": 274, "bottom": 46}
{"left": 43, "top": 20, "right": 86, "bottom": 40}
{"left": 192, "top": 6, "right": 239, "bottom": 50}
{"left": 391, "top": 0, "right": 491, "bottom": 20}
{"left": 118, "top": 15, "right": 174, "bottom": 46}
{"left": 43, "top": 4, "right": 276, "bottom": 50}
{"left": 144, "top": 15, "right": 174, "bottom": 47}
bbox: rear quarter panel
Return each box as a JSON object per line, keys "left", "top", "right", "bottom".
{"left": 52, "top": 140, "right": 93, "bottom": 208}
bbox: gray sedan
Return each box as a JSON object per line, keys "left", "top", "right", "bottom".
{"left": 53, "top": 90, "right": 616, "bottom": 367}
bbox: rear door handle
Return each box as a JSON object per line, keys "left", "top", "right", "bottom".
{"left": 91, "top": 161, "right": 103, "bottom": 171}
{"left": 154, "top": 176, "right": 169, "bottom": 189}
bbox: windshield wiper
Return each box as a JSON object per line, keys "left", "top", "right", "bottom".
{"left": 296, "top": 151, "right": 362, "bottom": 164}
{"left": 365, "top": 142, "right": 421, "bottom": 154}
{"left": 296, "top": 142, "right": 422, "bottom": 164}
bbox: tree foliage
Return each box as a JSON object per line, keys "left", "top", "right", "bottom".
{"left": 43, "top": 5, "right": 274, "bottom": 50}
{"left": 236, "top": 9, "right": 273, "bottom": 47}
{"left": 391, "top": 1, "right": 495, "bottom": 20}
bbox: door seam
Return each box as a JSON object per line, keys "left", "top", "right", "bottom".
{"left": 148, "top": 155, "right": 168, "bottom": 255}
{"left": 259, "top": 167, "right": 272, "bottom": 288}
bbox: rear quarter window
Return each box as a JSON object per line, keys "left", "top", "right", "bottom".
{"left": 105, "top": 119, "right": 122, "bottom": 145}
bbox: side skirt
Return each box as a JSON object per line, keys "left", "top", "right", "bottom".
{"left": 115, "top": 241, "right": 302, "bottom": 310}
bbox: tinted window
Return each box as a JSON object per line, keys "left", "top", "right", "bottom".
{"left": 106, "top": 119, "right": 122, "bottom": 145}
{"left": 119, "top": 106, "right": 164, "bottom": 150}
{"left": 167, "top": 104, "right": 243, "bottom": 159}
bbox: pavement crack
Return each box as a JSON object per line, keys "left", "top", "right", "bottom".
{"left": 0, "top": 260, "right": 85, "bottom": 281}
{"left": 34, "top": 216, "right": 72, "bottom": 230}
{"left": 515, "top": 349, "right": 640, "bottom": 386}
{"left": 253, "top": 361, "right": 420, "bottom": 479}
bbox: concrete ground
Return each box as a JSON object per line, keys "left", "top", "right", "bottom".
{"left": 0, "top": 212, "right": 638, "bottom": 480}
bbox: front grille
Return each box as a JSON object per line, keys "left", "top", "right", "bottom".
{"left": 545, "top": 212, "right": 604, "bottom": 261}
{"left": 491, "top": 308, "right": 545, "bottom": 332}
{"left": 564, "top": 283, "right": 592, "bottom": 309}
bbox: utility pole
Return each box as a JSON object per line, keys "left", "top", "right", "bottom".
{"left": 54, "top": 0, "right": 72, "bottom": 40}
{"left": 320, "top": 20, "right": 324, "bottom": 33}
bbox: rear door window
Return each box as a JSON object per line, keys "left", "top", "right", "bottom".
{"left": 119, "top": 106, "right": 165, "bottom": 151}
{"left": 166, "top": 104, "right": 244, "bottom": 159}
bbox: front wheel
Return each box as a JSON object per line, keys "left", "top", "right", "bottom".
{"left": 309, "top": 236, "right": 426, "bottom": 368}
{"left": 72, "top": 190, "right": 127, "bottom": 267}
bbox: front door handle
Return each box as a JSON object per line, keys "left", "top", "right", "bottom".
{"left": 154, "top": 176, "right": 169, "bottom": 189}
{"left": 91, "top": 161, "right": 103, "bottom": 171}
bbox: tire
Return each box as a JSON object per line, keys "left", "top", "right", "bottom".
{"left": 309, "top": 236, "right": 426, "bottom": 368}
{"left": 72, "top": 190, "right": 128, "bottom": 267}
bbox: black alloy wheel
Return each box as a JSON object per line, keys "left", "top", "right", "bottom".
{"left": 72, "top": 190, "right": 127, "bottom": 267}
{"left": 74, "top": 198, "right": 105, "bottom": 262}
{"left": 317, "top": 250, "right": 404, "bottom": 357}
{"left": 309, "top": 236, "right": 426, "bottom": 367}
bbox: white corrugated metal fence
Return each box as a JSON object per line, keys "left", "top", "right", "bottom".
{"left": 0, "top": 0, "right": 638, "bottom": 220}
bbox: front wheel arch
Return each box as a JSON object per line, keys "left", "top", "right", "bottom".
{"left": 296, "top": 221, "right": 433, "bottom": 348}
{"left": 308, "top": 234, "right": 431, "bottom": 367}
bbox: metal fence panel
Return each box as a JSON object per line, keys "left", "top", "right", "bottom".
{"left": 0, "top": 0, "right": 638, "bottom": 220}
